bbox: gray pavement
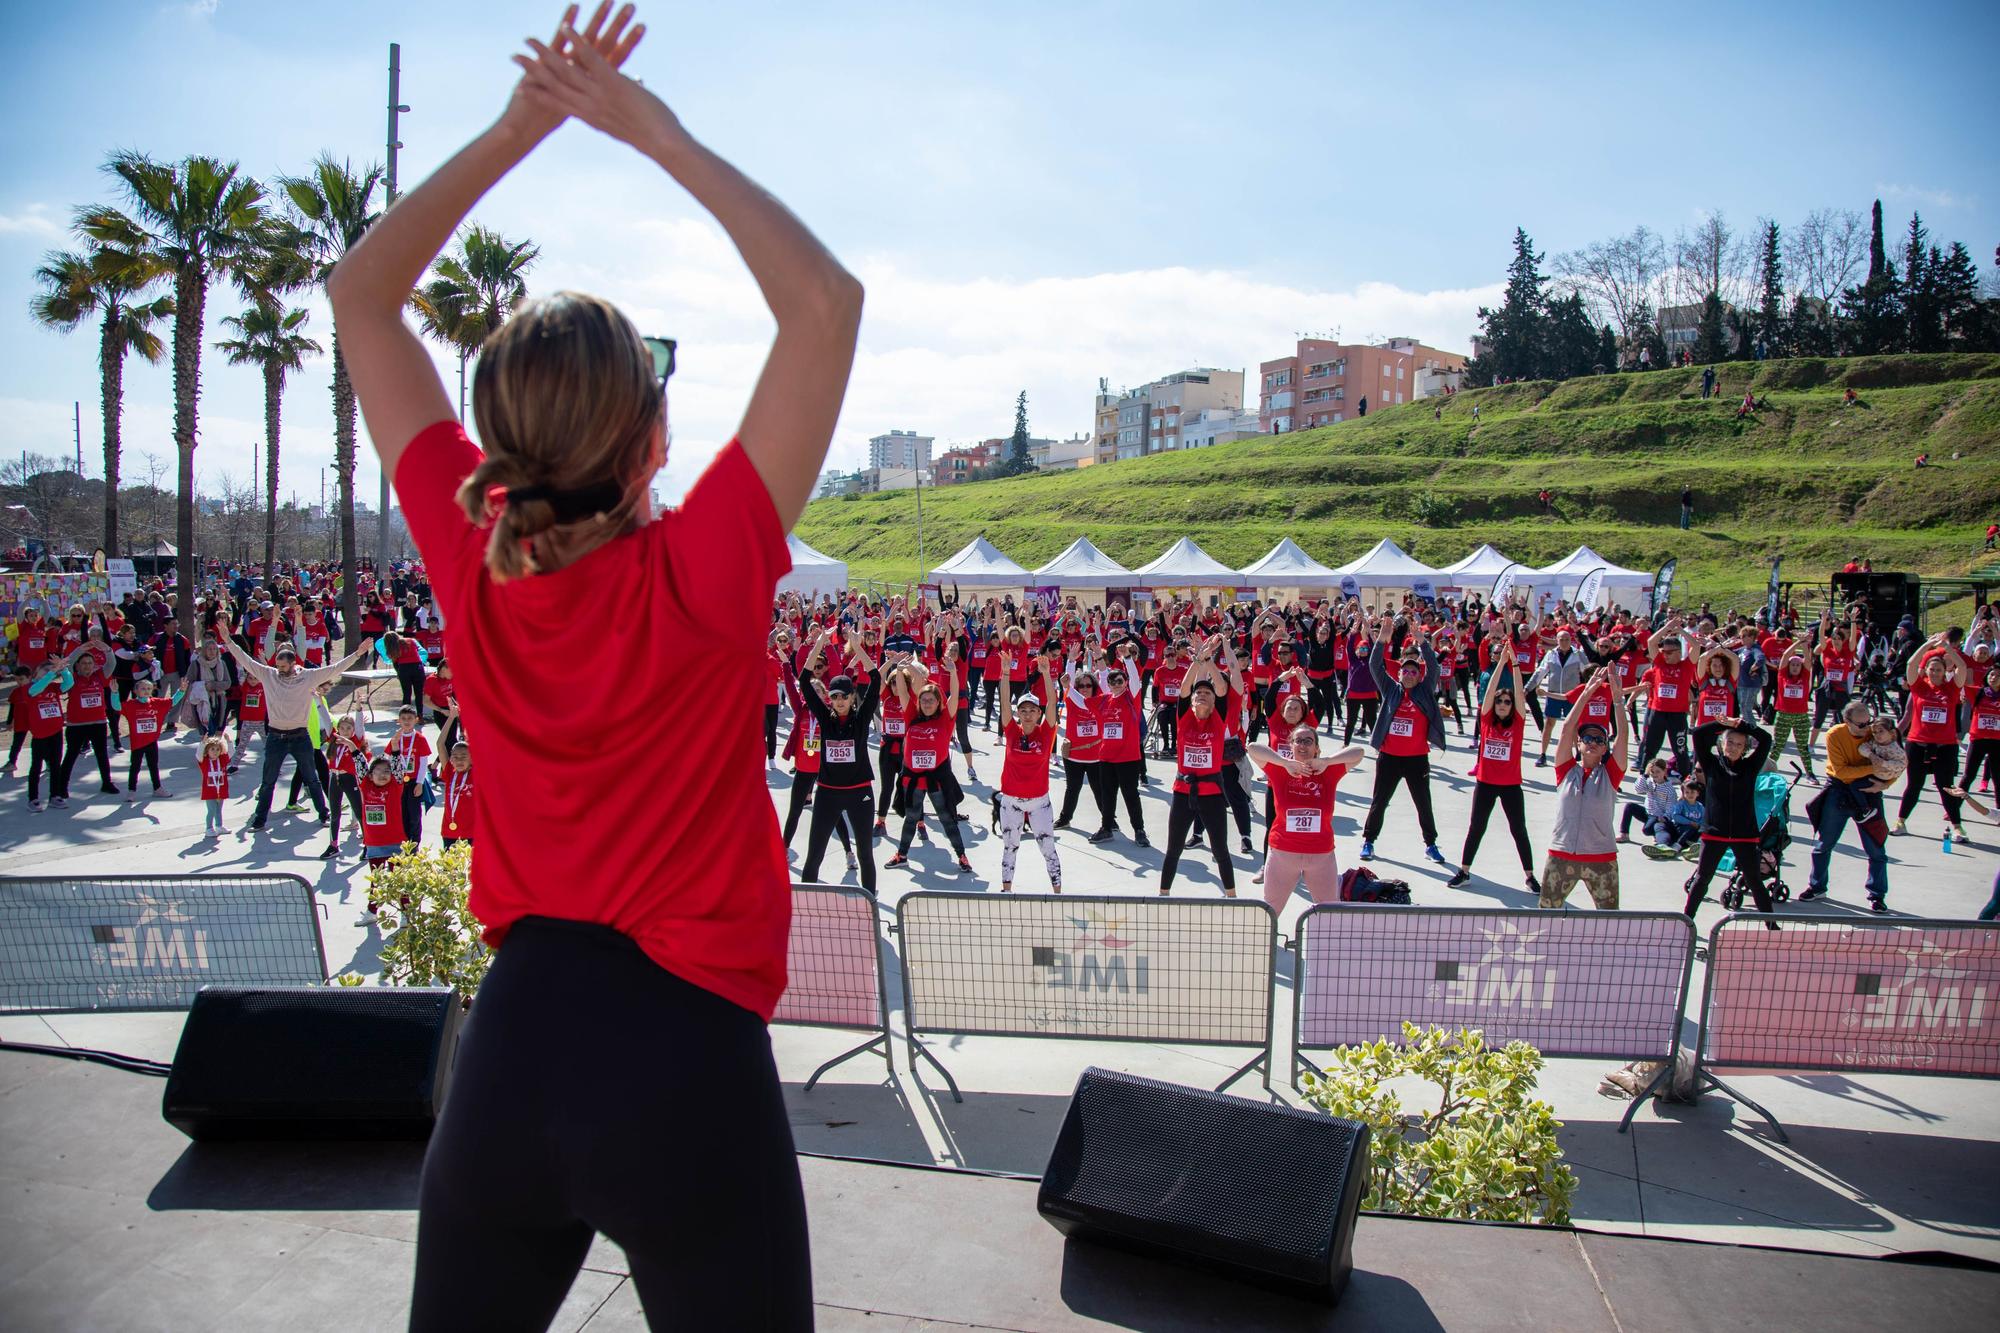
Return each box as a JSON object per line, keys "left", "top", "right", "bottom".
{"left": 4, "top": 708, "right": 1998, "bottom": 1264}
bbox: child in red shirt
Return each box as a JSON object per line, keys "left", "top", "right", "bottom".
{"left": 439, "top": 741, "right": 474, "bottom": 846}
{"left": 199, "top": 735, "right": 231, "bottom": 836}
{"left": 121, "top": 679, "right": 175, "bottom": 799}
{"left": 386, "top": 704, "right": 433, "bottom": 848}
{"left": 357, "top": 756, "right": 408, "bottom": 924}
{"left": 320, "top": 714, "right": 373, "bottom": 861}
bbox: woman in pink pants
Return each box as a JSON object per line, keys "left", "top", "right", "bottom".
{"left": 1248, "top": 726, "right": 1364, "bottom": 911}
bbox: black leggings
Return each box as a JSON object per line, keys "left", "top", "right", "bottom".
{"left": 1966, "top": 738, "right": 2000, "bottom": 789}
{"left": 802, "top": 781, "right": 869, "bottom": 890}
{"left": 1637, "top": 710, "right": 1692, "bottom": 772}
{"left": 1097, "top": 758, "right": 1146, "bottom": 833}
{"left": 5, "top": 729, "right": 24, "bottom": 767}
{"left": 1683, "top": 838, "right": 1774, "bottom": 918}
{"left": 1160, "top": 788, "right": 1234, "bottom": 893}
{"left": 1058, "top": 757, "right": 1106, "bottom": 826}
{"left": 764, "top": 703, "right": 780, "bottom": 759}
{"left": 326, "top": 772, "right": 364, "bottom": 842}
{"left": 395, "top": 660, "right": 426, "bottom": 708}
{"left": 782, "top": 771, "right": 820, "bottom": 844}
{"left": 1460, "top": 781, "right": 1534, "bottom": 874}
{"left": 55, "top": 722, "right": 113, "bottom": 794}
{"left": 411, "top": 916, "right": 811, "bottom": 1332}
{"left": 1219, "top": 761, "right": 1252, "bottom": 838}
{"left": 1899, "top": 741, "right": 1965, "bottom": 824}
{"left": 1363, "top": 752, "right": 1438, "bottom": 846}
{"left": 126, "top": 745, "right": 161, "bottom": 791}
{"left": 1342, "top": 695, "right": 1378, "bottom": 746}
{"left": 26, "top": 734, "right": 62, "bottom": 802}
{"left": 896, "top": 781, "right": 967, "bottom": 856}
{"left": 877, "top": 741, "right": 904, "bottom": 819}
{"left": 1308, "top": 677, "right": 1338, "bottom": 729}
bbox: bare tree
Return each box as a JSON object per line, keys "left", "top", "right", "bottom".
{"left": 1783, "top": 207, "right": 1867, "bottom": 306}
{"left": 1554, "top": 225, "right": 1668, "bottom": 343}
{"left": 1671, "top": 211, "right": 1754, "bottom": 309}
{"left": 0, "top": 452, "right": 95, "bottom": 554}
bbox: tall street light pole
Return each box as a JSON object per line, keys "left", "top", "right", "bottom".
{"left": 380, "top": 42, "right": 409, "bottom": 572}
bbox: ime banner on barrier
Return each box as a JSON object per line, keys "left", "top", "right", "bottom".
{"left": 1702, "top": 919, "right": 2000, "bottom": 1076}
{"left": 0, "top": 876, "right": 325, "bottom": 1014}
{"left": 1296, "top": 908, "right": 1692, "bottom": 1060}
{"left": 774, "top": 886, "right": 882, "bottom": 1031}
{"left": 899, "top": 893, "right": 1274, "bottom": 1046}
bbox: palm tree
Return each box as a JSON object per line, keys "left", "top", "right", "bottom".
{"left": 278, "top": 154, "right": 384, "bottom": 645}
{"left": 28, "top": 230, "right": 173, "bottom": 553}
{"left": 82, "top": 153, "right": 268, "bottom": 597}
{"left": 412, "top": 223, "right": 540, "bottom": 419}
{"left": 217, "top": 299, "right": 321, "bottom": 574}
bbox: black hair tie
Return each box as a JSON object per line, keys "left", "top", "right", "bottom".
{"left": 506, "top": 479, "right": 626, "bottom": 523}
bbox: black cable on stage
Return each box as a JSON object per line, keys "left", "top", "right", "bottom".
{"left": 0, "top": 1039, "right": 171, "bottom": 1077}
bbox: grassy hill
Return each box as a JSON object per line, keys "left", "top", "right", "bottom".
{"left": 794, "top": 353, "right": 2000, "bottom": 610}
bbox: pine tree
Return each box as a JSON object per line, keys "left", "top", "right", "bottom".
{"left": 1837, "top": 199, "right": 1902, "bottom": 354}
{"left": 1693, "top": 291, "right": 1728, "bottom": 363}
{"left": 1544, "top": 293, "right": 1599, "bottom": 378}
{"left": 1902, "top": 214, "right": 1941, "bottom": 351}
{"left": 1010, "top": 390, "right": 1030, "bottom": 464}
{"left": 1596, "top": 323, "right": 1619, "bottom": 372}
{"left": 1933, "top": 241, "right": 1986, "bottom": 348}
{"left": 1756, "top": 220, "right": 1784, "bottom": 354}
{"left": 1629, "top": 297, "right": 1669, "bottom": 370}
{"left": 1788, "top": 293, "right": 1834, "bottom": 355}
{"left": 1468, "top": 227, "right": 1550, "bottom": 383}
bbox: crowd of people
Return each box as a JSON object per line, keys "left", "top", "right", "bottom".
{"left": 756, "top": 585, "right": 2000, "bottom": 921}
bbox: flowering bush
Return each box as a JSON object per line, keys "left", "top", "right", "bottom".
{"left": 1301, "top": 1022, "right": 1577, "bottom": 1225}
{"left": 367, "top": 841, "right": 489, "bottom": 999}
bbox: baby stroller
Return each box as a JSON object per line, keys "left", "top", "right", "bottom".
{"left": 1719, "top": 770, "right": 1793, "bottom": 910}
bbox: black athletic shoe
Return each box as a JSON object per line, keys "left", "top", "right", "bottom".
{"left": 1868, "top": 897, "right": 1888, "bottom": 914}
{"left": 1525, "top": 874, "right": 1543, "bottom": 896}
{"left": 1053, "top": 817, "right": 1071, "bottom": 830}
{"left": 1446, "top": 868, "right": 1471, "bottom": 888}
{"left": 1798, "top": 884, "right": 1828, "bottom": 901}
{"left": 1087, "top": 828, "right": 1115, "bottom": 844}
{"left": 1134, "top": 831, "right": 1151, "bottom": 848}
{"left": 1239, "top": 836, "right": 1253, "bottom": 854}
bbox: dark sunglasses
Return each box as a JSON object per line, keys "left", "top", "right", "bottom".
{"left": 642, "top": 336, "right": 678, "bottom": 388}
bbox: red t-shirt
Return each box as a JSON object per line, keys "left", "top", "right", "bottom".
{"left": 20, "top": 680, "right": 66, "bottom": 739}
{"left": 1773, "top": 666, "right": 1811, "bottom": 714}
{"left": 1564, "top": 681, "right": 1615, "bottom": 730}
{"left": 1380, "top": 696, "right": 1429, "bottom": 757}
{"left": 1906, "top": 678, "right": 1961, "bottom": 745}
{"left": 423, "top": 675, "right": 456, "bottom": 713}
{"left": 1820, "top": 645, "right": 1854, "bottom": 690}
{"left": 1001, "top": 720, "right": 1055, "bottom": 800}
{"left": 385, "top": 727, "right": 432, "bottom": 779}
{"left": 1643, "top": 657, "right": 1697, "bottom": 713}
{"left": 15, "top": 621, "right": 51, "bottom": 668}
{"left": 328, "top": 733, "right": 370, "bottom": 776}
{"left": 66, "top": 673, "right": 110, "bottom": 725}
{"left": 123, "top": 697, "right": 172, "bottom": 748}
{"left": 1173, "top": 704, "right": 1227, "bottom": 792}
{"left": 1063, "top": 687, "right": 1102, "bottom": 759}
{"left": 396, "top": 421, "right": 792, "bottom": 1021}
{"left": 1471, "top": 713, "right": 1524, "bottom": 786}
{"left": 1695, "top": 684, "right": 1734, "bottom": 725}
{"left": 199, "top": 756, "right": 230, "bottom": 801}
{"left": 358, "top": 775, "right": 408, "bottom": 849}
{"left": 1970, "top": 689, "right": 2000, "bottom": 739}
{"left": 1264, "top": 762, "right": 1346, "bottom": 854}
{"left": 440, "top": 768, "right": 474, "bottom": 840}
{"left": 1095, "top": 691, "right": 1143, "bottom": 763}
{"left": 903, "top": 711, "right": 953, "bottom": 773}
{"left": 238, "top": 681, "right": 267, "bottom": 722}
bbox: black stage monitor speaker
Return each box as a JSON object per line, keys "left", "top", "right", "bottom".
{"left": 163, "top": 985, "right": 463, "bottom": 1142}
{"left": 1038, "top": 1067, "right": 1370, "bottom": 1305}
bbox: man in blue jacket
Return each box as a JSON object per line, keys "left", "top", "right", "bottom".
{"left": 1359, "top": 616, "right": 1450, "bottom": 866}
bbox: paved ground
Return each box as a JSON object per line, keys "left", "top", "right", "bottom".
{"left": 5, "top": 706, "right": 1998, "bottom": 1265}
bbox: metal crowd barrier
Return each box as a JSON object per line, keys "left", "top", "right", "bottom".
{"left": 0, "top": 875, "right": 326, "bottom": 1013}
{"left": 895, "top": 891, "right": 1278, "bottom": 1102}
{"left": 1293, "top": 905, "right": 1697, "bottom": 1132}
{"left": 1693, "top": 914, "right": 2000, "bottom": 1143}
{"left": 773, "top": 884, "right": 894, "bottom": 1089}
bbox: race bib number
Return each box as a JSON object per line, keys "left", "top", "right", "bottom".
{"left": 1701, "top": 701, "right": 1727, "bottom": 719}
{"left": 135, "top": 718, "right": 158, "bottom": 735}
{"left": 37, "top": 701, "right": 61, "bottom": 720}
{"left": 1976, "top": 713, "right": 2000, "bottom": 734}
{"left": 1920, "top": 705, "right": 1949, "bottom": 726}
{"left": 1481, "top": 739, "right": 1512, "bottom": 762}
{"left": 1182, "top": 744, "right": 1213, "bottom": 769}
{"left": 1162, "top": 684, "right": 1180, "bottom": 699}
{"left": 825, "top": 740, "right": 856, "bottom": 765}
{"left": 79, "top": 692, "right": 102, "bottom": 709}
{"left": 1103, "top": 722, "right": 1123, "bottom": 740}
{"left": 884, "top": 717, "right": 906, "bottom": 736}
{"left": 1389, "top": 718, "right": 1415, "bottom": 738}
{"left": 804, "top": 736, "right": 821, "bottom": 755}
{"left": 244, "top": 691, "right": 262, "bottom": 708}
{"left": 1655, "top": 683, "right": 1679, "bottom": 700}
{"left": 1782, "top": 684, "right": 1806, "bottom": 700}
{"left": 1285, "top": 808, "right": 1323, "bottom": 834}
{"left": 1826, "top": 669, "right": 1849, "bottom": 686}
{"left": 25, "top": 635, "right": 44, "bottom": 651}
{"left": 1274, "top": 744, "right": 1292, "bottom": 760}
{"left": 365, "top": 807, "right": 387, "bottom": 826}
{"left": 909, "top": 749, "right": 937, "bottom": 771}
{"left": 1075, "top": 721, "right": 1098, "bottom": 738}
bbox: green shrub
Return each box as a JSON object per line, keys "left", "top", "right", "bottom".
{"left": 1301, "top": 1022, "right": 1577, "bottom": 1225}
{"left": 368, "top": 842, "right": 489, "bottom": 998}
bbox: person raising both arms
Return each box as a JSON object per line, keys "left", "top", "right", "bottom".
{"left": 1158, "top": 635, "right": 1246, "bottom": 897}
{"left": 327, "top": 7, "right": 860, "bottom": 1326}
{"left": 1896, "top": 633, "right": 1970, "bottom": 839}
{"left": 1247, "top": 726, "right": 1365, "bottom": 912}
{"left": 885, "top": 665, "right": 974, "bottom": 873}
{"left": 797, "top": 626, "right": 880, "bottom": 893}
{"left": 993, "top": 649, "right": 1063, "bottom": 893}
{"left": 1358, "top": 616, "right": 1449, "bottom": 869}
{"left": 1537, "top": 667, "right": 1631, "bottom": 911}
{"left": 1448, "top": 653, "right": 1540, "bottom": 894}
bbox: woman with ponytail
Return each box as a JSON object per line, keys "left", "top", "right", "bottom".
{"left": 328, "top": 6, "right": 860, "bottom": 1327}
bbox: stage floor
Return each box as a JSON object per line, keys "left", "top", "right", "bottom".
{"left": 2, "top": 1050, "right": 1994, "bottom": 1331}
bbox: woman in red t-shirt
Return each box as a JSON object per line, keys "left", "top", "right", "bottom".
{"left": 329, "top": 11, "right": 858, "bottom": 1322}
{"left": 886, "top": 672, "right": 972, "bottom": 872}
{"left": 1054, "top": 647, "right": 1107, "bottom": 832}
{"left": 17, "top": 664, "right": 68, "bottom": 810}
{"left": 1248, "top": 726, "right": 1360, "bottom": 910}
{"left": 1450, "top": 662, "right": 1539, "bottom": 892}
{"left": 1964, "top": 663, "right": 2000, "bottom": 796}
{"left": 1090, "top": 659, "right": 1150, "bottom": 846}
{"left": 1252, "top": 686, "right": 1320, "bottom": 875}
{"left": 993, "top": 652, "right": 1061, "bottom": 892}
{"left": 1158, "top": 637, "right": 1245, "bottom": 897}
{"left": 1898, "top": 635, "right": 1970, "bottom": 835}
{"left": 52, "top": 642, "right": 119, "bottom": 800}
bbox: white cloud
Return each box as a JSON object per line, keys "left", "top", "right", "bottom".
{"left": 0, "top": 204, "right": 64, "bottom": 239}
{"left": 1877, "top": 182, "right": 1971, "bottom": 211}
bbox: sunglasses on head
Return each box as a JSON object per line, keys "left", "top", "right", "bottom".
{"left": 642, "top": 336, "right": 678, "bottom": 389}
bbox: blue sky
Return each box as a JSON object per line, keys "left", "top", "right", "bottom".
{"left": 3, "top": 0, "right": 1995, "bottom": 507}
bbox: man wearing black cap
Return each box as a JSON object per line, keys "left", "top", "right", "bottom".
{"left": 1681, "top": 716, "right": 1778, "bottom": 922}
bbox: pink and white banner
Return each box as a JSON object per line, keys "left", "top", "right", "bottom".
{"left": 1701, "top": 919, "right": 2000, "bottom": 1076}
{"left": 774, "top": 886, "right": 882, "bottom": 1031}
{"left": 1296, "top": 908, "right": 1692, "bottom": 1060}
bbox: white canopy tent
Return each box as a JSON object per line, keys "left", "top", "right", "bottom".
{"left": 1130, "top": 537, "right": 1242, "bottom": 589}
{"left": 1529, "top": 545, "right": 1654, "bottom": 607}
{"left": 1329, "top": 539, "right": 1442, "bottom": 590}
{"left": 928, "top": 535, "right": 1031, "bottom": 587}
{"left": 1239, "top": 538, "right": 1341, "bottom": 588}
{"left": 1031, "top": 537, "right": 1134, "bottom": 589}
{"left": 1433, "top": 543, "right": 1518, "bottom": 591}
{"left": 777, "top": 534, "right": 847, "bottom": 600}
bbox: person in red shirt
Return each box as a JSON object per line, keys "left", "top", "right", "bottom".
{"left": 52, "top": 642, "right": 119, "bottom": 800}
{"left": 1897, "top": 635, "right": 1970, "bottom": 836}
{"left": 1449, "top": 662, "right": 1538, "bottom": 892}
{"left": 438, "top": 741, "right": 474, "bottom": 847}
{"left": 16, "top": 663, "right": 68, "bottom": 810}
{"left": 1158, "top": 637, "right": 1245, "bottom": 896}
{"left": 874, "top": 658, "right": 917, "bottom": 837}
{"left": 318, "top": 713, "right": 373, "bottom": 861}
{"left": 1088, "top": 660, "right": 1149, "bottom": 846}
{"left": 1964, "top": 663, "right": 2000, "bottom": 795}
{"left": 13, "top": 608, "right": 53, "bottom": 671}
{"left": 1248, "top": 726, "right": 1362, "bottom": 910}
{"left": 423, "top": 659, "right": 461, "bottom": 754}
{"left": 385, "top": 705, "right": 433, "bottom": 849}
{"left": 120, "top": 678, "right": 175, "bottom": 798}
{"left": 1636, "top": 627, "right": 1698, "bottom": 772}
{"left": 1768, "top": 644, "right": 1815, "bottom": 779}
{"left": 329, "top": 12, "right": 859, "bottom": 1320}
{"left": 1054, "top": 648, "right": 1107, "bottom": 832}
{"left": 763, "top": 627, "right": 792, "bottom": 764}
{"left": 885, "top": 672, "right": 973, "bottom": 872}
{"left": 355, "top": 757, "right": 409, "bottom": 922}
{"left": 1693, "top": 646, "right": 1738, "bottom": 728}
{"left": 993, "top": 652, "right": 1061, "bottom": 893}
{"left": 198, "top": 734, "right": 231, "bottom": 836}
{"left": 4, "top": 664, "right": 30, "bottom": 773}
{"left": 1810, "top": 620, "right": 1857, "bottom": 751}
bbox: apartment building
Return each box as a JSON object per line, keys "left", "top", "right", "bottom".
{"left": 931, "top": 440, "right": 1005, "bottom": 486}
{"left": 1178, "top": 407, "right": 1262, "bottom": 449}
{"left": 868, "top": 429, "right": 933, "bottom": 474}
{"left": 1101, "top": 367, "right": 1245, "bottom": 461}
{"left": 1258, "top": 337, "right": 1465, "bottom": 432}
{"left": 1030, "top": 434, "right": 1096, "bottom": 470}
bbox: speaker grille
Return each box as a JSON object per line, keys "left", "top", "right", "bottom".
{"left": 1039, "top": 1067, "right": 1367, "bottom": 1293}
